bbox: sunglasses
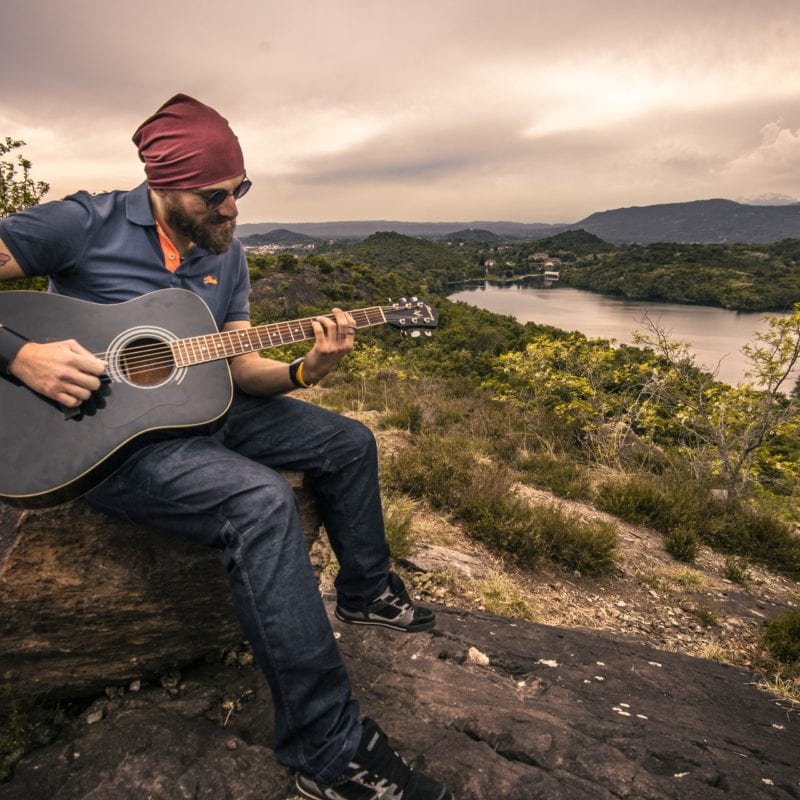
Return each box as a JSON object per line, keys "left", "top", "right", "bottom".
{"left": 191, "top": 177, "right": 252, "bottom": 210}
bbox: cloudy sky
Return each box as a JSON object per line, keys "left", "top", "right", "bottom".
{"left": 1, "top": 0, "right": 798, "bottom": 225}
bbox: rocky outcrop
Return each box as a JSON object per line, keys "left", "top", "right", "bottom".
{"left": 0, "top": 475, "right": 321, "bottom": 706}
{"left": 3, "top": 602, "right": 798, "bottom": 799}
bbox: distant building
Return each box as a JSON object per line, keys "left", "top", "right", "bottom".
{"left": 543, "top": 270, "right": 560, "bottom": 281}
{"left": 529, "top": 252, "right": 549, "bottom": 261}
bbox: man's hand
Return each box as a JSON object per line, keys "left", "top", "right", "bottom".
{"left": 9, "top": 340, "right": 107, "bottom": 408}
{"left": 302, "top": 308, "right": 357, "bottom": 384}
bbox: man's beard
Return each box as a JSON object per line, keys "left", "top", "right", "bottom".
{"left": 163, "top": 196, "right": 236, "bottom": 255}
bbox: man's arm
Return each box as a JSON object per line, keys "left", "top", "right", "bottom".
{"left": 226, "top": 308, "right": 357, "bottom": 397}
{"left": 0, "top": 238, "right": 106, "bottom": 407}
{"left": 0, "top": 240, "right": 26, "bottom": 281}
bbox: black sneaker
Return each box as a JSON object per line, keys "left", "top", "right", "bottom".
{"left": 335, "top": 572, "right": 435, "bottom": 633}
{"left": 295, "top": 717, "right": 452, "bottom": 800}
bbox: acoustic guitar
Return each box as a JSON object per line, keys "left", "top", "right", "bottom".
{"left": 0, "top": 288, "right": 437, "bottom": 507}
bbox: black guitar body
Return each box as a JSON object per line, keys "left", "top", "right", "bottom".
{"left": 0, "top": 289, "right": 233, "bottom": 507}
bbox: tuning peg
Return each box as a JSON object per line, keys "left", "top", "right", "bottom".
{"left": 410, "top": 330, "right": 421, "bottom": 338}
{"left": 411, "top": 296, "right": 418, "bottom": 302}
{"left": 424, "top": 331, "right": 432, "bottom": 337}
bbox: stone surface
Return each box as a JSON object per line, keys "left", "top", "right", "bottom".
{"left": 3, "top": 602, "right": 798, "bottom": 799}
{"left": 0, "top": 474, "right": 321, "bottom": 706}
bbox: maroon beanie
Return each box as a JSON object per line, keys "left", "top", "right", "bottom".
{"left": 132, "top": 93, "right": 245, "bottom": 189}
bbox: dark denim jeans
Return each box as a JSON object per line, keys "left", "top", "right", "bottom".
{"left": 86, "top": 391, "right": 391, "bottom": 783}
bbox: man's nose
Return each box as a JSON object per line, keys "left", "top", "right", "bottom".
{"left": 217, "top": 193, "right": 238, "bottom": 217}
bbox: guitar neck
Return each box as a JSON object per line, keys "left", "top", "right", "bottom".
{"left": 171, "top": 306, "right": 388, "bottom": 367}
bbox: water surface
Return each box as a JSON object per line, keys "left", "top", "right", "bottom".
{"left": 449, "top": 283, "right": 789, "bottom": 386}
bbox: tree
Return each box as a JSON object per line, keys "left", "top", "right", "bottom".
{"left": 0, "top": 138, "right": 49, "bottom": 218}
{"left": 633, "top": 306, "right": 800, "bottom": 496}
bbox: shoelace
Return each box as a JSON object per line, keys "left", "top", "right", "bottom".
{"left": 353, "top": 726, "right": 414, "bottom": 795}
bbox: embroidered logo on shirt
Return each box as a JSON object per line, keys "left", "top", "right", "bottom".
{"left": 203, "top": 275, "right": 219, "bottom": 285}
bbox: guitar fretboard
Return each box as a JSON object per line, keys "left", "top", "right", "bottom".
{"left": 171, "top": 307, "right": 388, "bottom": 367}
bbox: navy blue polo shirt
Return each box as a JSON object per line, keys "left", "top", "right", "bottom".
{"left": 0, "top": 182, "right": 250, "bottom": 330}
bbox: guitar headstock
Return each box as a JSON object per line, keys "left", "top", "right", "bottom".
{"left": 383, "top": 298, "right": 439, "bottom": 337}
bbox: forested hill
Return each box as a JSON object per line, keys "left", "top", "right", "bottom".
{"left": 579, "top": 199, "right": 800, "bottom": 244}
{"left": 338, "top": 231, "right": 474, "bottom": 293}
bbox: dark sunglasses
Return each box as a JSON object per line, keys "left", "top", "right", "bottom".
{"left": 191, "top": 177, "right": 252, "bottom": 210}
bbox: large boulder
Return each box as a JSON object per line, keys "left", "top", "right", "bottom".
{"left": 2, "top": 604, "right": 798, "bottom": 799}
{"left": 0, "top": 474, "right": 321, "bottom": 706}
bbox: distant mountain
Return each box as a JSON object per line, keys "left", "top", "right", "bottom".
{"left": 236, "top": 220, "right": 569, "bottom": 240}
{"left": 236, "top": 199, "right": 800, "bottom": 246}
{"left": 578, "top": 199, "right": 800, "bottom": 244}
{"left": 240, "top": 228, "right": 317, "bottom": 245}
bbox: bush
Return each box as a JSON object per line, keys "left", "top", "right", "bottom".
{"left": 665, "top": 526, "right": 700, "bottom": 563}
{"left": 594, "top": 475, "right": 670, "bottom": 528}
{"left": 382, "top": 432, "right": 477, "bottom": 510}
{"left": 539, "top": 505, "right": 618, "bottom": 576}
{"left": 520, "top": 450, "right": 592, "bottom": 499}
{"left": 762, "top": 610, "right": 800, "bottom": 669}
{"left": 699, "top": 504, "right": 800, "bottom": 577}
{"left": 384, "top": 431, "right": 617, "bottom": 575}
{"left": 382, "top": 401, "right": 423, "bottom": 433}
{"left": 457, "top": 467, "right": 616, "bottom": 576}
{"left": 722, "top": 556, "right": 751, "bottom": 584}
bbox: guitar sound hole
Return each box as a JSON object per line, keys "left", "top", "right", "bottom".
{"left": 119, "top": 337, "right": 175, "bottom": 387}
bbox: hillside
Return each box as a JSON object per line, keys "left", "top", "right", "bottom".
{"left": 240, "top": 228, "right": 317, "bottom": 246}
{"left": 440, "top": 228, "right": 502, "bottom": 243}
{"left": 337, "top": 231, "right": 476, "bottom": 292}
{"left": 579, "top": 199, "right": 800, "bottom": 244}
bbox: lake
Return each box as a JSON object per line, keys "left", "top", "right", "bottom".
{"left": 448, "top": 282, "right": 791, "bottom": 386}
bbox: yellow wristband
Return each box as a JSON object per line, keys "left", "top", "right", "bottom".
{"left": 296, "top": 360, "right": 311, "bottom": 388}
{"left": 289, "top": 357, "right": 316, "bottom": 389}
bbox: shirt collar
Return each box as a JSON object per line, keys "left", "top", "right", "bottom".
{"left": 125, "top": 181, "right": 156, "bottom": 227}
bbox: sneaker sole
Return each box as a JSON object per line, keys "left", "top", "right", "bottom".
{"left": 334, "top": 607, "right": 436, "bottom": 633}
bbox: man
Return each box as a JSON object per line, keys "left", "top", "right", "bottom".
{"left": 0, "top": 94, "right": 452, "bottom": 800}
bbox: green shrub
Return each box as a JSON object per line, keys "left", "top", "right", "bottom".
{"left": 699, "top": 504, "right": 800, "bottom": 577}
{"left": 722, "top": 556, "right": 751, "bottom": 584}
{"left": 665, "top": 526, "right": 700, "bottom": 563}
{"left": 459, "top": 491, "right": 547, "bottom": 568}
{"left": 688, "top": 606, "right": 719, "bottom": 627}
{"left": 762, "top": 610, "right": 800, "bottom": 669}
{"left": 382, "top": 401, "right": 423, "bottom": 433}
{"left": 458, "top": 472, "right": 617, "bottom": 576}
{"left": 539, "top": 505, "right": 618, "bottom": 576}
{"left": 520, "top": 451, "right": 592, "bottom": 499}
{"left": 382, "top": 432, "right": 477, "bottom": 510}
{"left": 595, "top": 475, "right": 670, "bottom": 528}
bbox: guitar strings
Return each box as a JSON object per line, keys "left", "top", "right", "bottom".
{"left": 92, "top": 307, "right": 397, "bottom": 378}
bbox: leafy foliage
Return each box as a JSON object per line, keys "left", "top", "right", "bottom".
{"left": 245, "top": 245, "right": 799, "bottom": 574}
{"left": 0, "top": 138, "right": 49, "bottom": 218}
{"left": 560, "top": 241, "right": 800, "bottom": 311}
{"left": 762, "top": 609, "right": 800, "bottom": 670}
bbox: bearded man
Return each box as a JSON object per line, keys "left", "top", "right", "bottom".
{"left": 0, "top": 94, "right": 452, "bottom": 800}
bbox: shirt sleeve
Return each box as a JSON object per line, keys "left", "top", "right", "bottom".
{"left": 0, "top": 194, "right": 94, "bottom": 278}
